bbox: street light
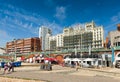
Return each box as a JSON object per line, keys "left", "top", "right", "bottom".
{"left": 80, "top": 33, "right": 83, "bottom": 68}
{"left": 49, "top": 43, "right": 50, "bottom": 57}
{"left": 80, "top": 33, "right": 82, "bottom": 56}
{"left": 111, "top": 46, "right": 115, "bottom": 68}
{"left": 13, "top": 39, "right": 16, "bottom": 61}
{"left": 89, "top": 44, "right": 91, "bottom": 57}
{"left": 75, "top": 45, "right": 77, "bottom": 56}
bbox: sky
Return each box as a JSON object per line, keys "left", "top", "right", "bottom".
{"left": 0, "top": 0, "right": 120, "bottom": 47}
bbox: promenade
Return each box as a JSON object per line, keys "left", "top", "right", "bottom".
{"left": 0, "top": 63, "right": 120, "bottom": 82}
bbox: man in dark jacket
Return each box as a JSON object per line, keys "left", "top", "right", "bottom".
{"left": 8, "top": 60, "right": 14, "bottom": 72}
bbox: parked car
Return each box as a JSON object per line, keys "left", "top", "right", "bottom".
{"left": 115, "top": 62, "right": 120, "bottom": 68}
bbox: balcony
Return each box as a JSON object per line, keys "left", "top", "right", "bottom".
{"left": 24, "top": 45, "right": 31, "bottom": 48}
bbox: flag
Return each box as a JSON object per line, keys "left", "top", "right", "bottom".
{"left": 111, "top": 47, "right": 114, "bottom": 63}
{"left": 107, "top": 40, "right": 111, "bottom": 49}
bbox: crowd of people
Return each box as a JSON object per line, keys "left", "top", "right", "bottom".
{"left": 0, "top": 60, "right": 14, "bottom": 74}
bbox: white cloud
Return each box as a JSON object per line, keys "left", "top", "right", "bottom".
{"left": 40, "top": 21, "right": 63, "bottom": 35}
{"left": 0, "top": 30, "right": 13, "bottom": 47}
{"left": 105, "top": 12, "right": 120, "bottom": 31}
{"left": 0, "top": 4, "right": 48, "bottom": 35}
{"left": 70, "top": 23, "right": 85, "bottom": 28}
{"left": 0, "top": 4, "right": 63, "bottom": 47}
{"left": 105, "top": 20, "right": 120, "bottom": 30}
{"left": 103, "top": 12, "right": 120, "bottom": 38}
{"left": 0, "top": 30, "right": 8, "bottom": 38}
{"left": 111, "top": 12, "right": 120, "bottom": 22}
{"left": 54, "top": 6, "right": 66, "bottom": 21}
{"left": 49, "top": 22, "right": 63, "bottom": 35}
{"left": 111, "top": 16, "right": 119, "bottom": 22}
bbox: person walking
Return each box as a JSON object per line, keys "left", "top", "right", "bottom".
{"left": 8, "top": 62, "right": 13, "bottom": 72}
{"left": 3, "top": 62, "right": 9, "bottom": 74}
{"left": 8, "top": 60, "right": 14, "bottom": 72}
{"left": 75, "top": 61, "right": 80, "bottom": 71}
{"left": 0, "top": 60, "right": 1, "bottom": 70}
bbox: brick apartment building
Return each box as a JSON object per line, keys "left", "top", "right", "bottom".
{"left": 6, "top": 37, "right": 41, "bottom": 54}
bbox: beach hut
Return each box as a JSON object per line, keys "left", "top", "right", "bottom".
{"left": 64, "top": 58, "right": 71, "bottom": 66}
{"left": 83, "top": 58, "right": 95, "bottom": 65}
{"left": 71, "top": 58, "right": 81, "bottom": 63}
{"left": 64, "top": 58, "right": 71, "bottom": 62}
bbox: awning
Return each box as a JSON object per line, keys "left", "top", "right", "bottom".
{"left": 64, "top": 58, "right": 71, "bottom": 61}
{"left": 72, "top": 58, "right": 81, "bottom": 61}
{"left": 115, "top": 57, "right": 120, "bottom": 60}
{"left": 44, "top": 57, "right": 57, "bottom": 61}
{"left": 84, "top": 58, "right": 94, "bottom": 61}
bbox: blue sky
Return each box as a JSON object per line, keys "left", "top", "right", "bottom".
{"left": 0, "top": 0, "right": 120, "bottom": 47}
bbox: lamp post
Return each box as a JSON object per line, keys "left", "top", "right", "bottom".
{"left": 111, "top": 47, "right": 115, "bottom": 68}
{"left": 75, "top": 45, "right": 77, "bottom": 56}
{"left": 89, "top": 44, "right": 91, "bottom": 56}
{"left": 49, "top": 43, "right": 50, "bottom": 57}
{"left": 80, "top": 33, "right": 83, "bottom": 68}
{"left": 13, "top": 39, "right": 16, "bottom": 61}
{"left": 81, "top": 33, "right": 82, "bottom": 56}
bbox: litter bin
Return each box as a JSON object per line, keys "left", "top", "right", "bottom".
{"left": 47, "top": 64, "right": 52, "bottom": 71}
{"left": 14, "top": 62, "right": 18, "bottom": 67}
{"left": 1, "top": 62, "right": 5, "bottom": 68}
{"left": 40, "top": 64, "right": 45, "bottom": 70}
{"left": 17, "top": 61, "right": 21, "bottom": 67}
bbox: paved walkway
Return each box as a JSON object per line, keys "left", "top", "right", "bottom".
{"left": 0, "top": 64, "right": 120, "bottom": 82}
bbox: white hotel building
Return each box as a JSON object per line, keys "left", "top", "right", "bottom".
{"left": 40, "top": 21, "right": 104, "bottom": 51}
{"left": 63, "top": 21, "right": 104, "bottom": 50}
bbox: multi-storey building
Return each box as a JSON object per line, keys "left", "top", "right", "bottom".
{"left": 104, "top": 37, "right": 109, "bottom": 48}
{"left": 43, "top": 21, "right": 104, "bottom": 51}
{"left": 85, "top": 21, "right": 104, "bottom": 49}
{"left": 45, "top": 34, "right": 51, "bottom": 50}
{"left": 49, "top": 33, "right": 64, "bottom": 51}
{"left": 56, "top": 33, "right": 64, "bottom": 50}
{"left": 39, "top": 26, "right": 52, "bottom": 51}
{"left": 6, "top": 37, "right": 41, "bottom": 54}
{"left": 49, "top": 36, "right": 56, "bottom": 51}
{"left": 63, "top": 21, "right": 104, "bottom": 50}
{"left": 108, "top": 24, "right": 120, "bottom": 47}
{"left": 0, "top": 47, "right": 6, "bottom": 54}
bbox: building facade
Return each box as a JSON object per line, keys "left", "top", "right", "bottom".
{"left": 6, "top": 37, "right": 41, "bottom": 54}
{"left": 45, "top": 34, "right": 51, "bottom": 50}
{"left": 63, "top": 21, "right": 104, "bottom": 50}
{"left": 0, "top": 47, "right": 6, "bottom": 55}
{"left": 108, "top": 24, "right": 120, "bottom": 47}
{"left": 47, "top": 21, "right": 104, "bottom": 52}
{"left": 85, "top": 21, "right": 104, "bottom": 49}
{"left": 49, "top": 36, "right": 56, "bottom": 51}
{"left": 39, "top": 26, "right": 52, "bottom": 51}
{"left": 56, "top": 33, "right": 64, "bottom": 50}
